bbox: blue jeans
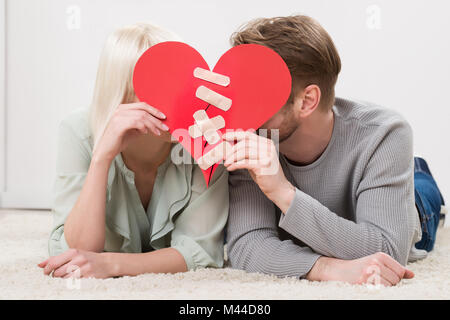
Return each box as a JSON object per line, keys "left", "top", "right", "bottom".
{"left": 414, "top": 157, "right": 445, "bottom": 252}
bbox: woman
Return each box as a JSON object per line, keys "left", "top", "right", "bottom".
{"left": 38, "top": 23, "right": 229, "bottom": 278}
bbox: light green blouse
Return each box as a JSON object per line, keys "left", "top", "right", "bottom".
{"left": 48, "top": 108, "right": 229, "bottom": 270}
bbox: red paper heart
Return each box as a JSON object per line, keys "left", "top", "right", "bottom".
{"left": 133, "top": 41, "right": 291, "bottom": 185}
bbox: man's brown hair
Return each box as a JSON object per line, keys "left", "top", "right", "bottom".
{"left": 231, "top": 15, "right": 341, "bottom": 110}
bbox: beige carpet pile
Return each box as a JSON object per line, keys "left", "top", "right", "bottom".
{"left": 0, "top": 209, "right": 449, "bottom": 299}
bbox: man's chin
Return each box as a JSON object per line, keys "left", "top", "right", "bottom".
{"left": 278, "top": 130, "right": 296, "bottom": 143}
{"left": 256, "top": 127, "right": 272, "bottom": 138}
{"left": 256, "top": 128, "right": 294, "bottom": 143}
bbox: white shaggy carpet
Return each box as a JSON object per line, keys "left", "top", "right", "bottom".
{"left": 1, "top": 209, "right": 449, "bottom": 300}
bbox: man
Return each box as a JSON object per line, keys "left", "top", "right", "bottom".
{"left": 223, "top": 15, "right": 421, "bottom": 286}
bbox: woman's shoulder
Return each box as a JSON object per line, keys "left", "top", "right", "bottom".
{"left": 55, "top": 108, "right": 94, "bottom": 173}
{"left": 59, "top": 108, "right": 92, "bottom": 141}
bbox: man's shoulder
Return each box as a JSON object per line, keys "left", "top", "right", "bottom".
{"left": 59, "top": 107, "right": 91, "bottom": 141}
{"left": 334, "top": 97, "right": 412, "bottom": 135}
{"left": 333, "top": 97, "right": 413, "bottom": 164}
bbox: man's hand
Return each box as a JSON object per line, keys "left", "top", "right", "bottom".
{"left": 38, "top": 249, "right": 116, "bottom": 279}
{"left": 223, "top": 131, "right": 295, "bottom": 213}
{"left": 307, "top": 252, "right": 415, "bottom": 286}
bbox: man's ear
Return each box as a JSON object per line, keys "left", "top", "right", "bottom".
{"left": 296, "top": 84, "right": 321, "bottom": 118}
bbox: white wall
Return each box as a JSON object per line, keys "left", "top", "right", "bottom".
{"left": 0, "top": 0, "right": 5, "bottom": 197}
{"left": 0, "top": 0, "right": 449, "bottom": 209}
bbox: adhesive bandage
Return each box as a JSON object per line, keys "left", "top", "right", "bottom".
{"left": 193, "top": 67, "right": 230, "bottom": 87}
{"left": 197, "top": 141, "right": 233, "bottom": 170}
{"left": 189, "top": 69, "right": 233, "bottom": 171}
{"left": 196, "top": 86, "right": 232, "bottom": 111}
{"left": 188, "top": 110, "right": 225, "bottom": 145}
{"left": 188, "top": 115, "right": 225, "bottom": 139}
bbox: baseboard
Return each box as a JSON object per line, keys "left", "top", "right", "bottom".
{"left": 0, "top": 191, "right": 51, "bottom": 209}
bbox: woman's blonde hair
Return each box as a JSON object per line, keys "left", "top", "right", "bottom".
{"left": 89, "top": 23, "right": 180, "bottom": 148}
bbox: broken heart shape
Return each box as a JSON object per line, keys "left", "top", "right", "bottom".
{"left": 133, "top": 41, "right": 291, "bottom": 186}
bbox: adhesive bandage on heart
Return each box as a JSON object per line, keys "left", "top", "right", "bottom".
{"left": 197, "top": 141, "right": 233, "bottom": 170}
{"left": 193, "top": 67, "right": 230, "bottom": 87}
{"left": 189, "top": 68, "right": 233, "bottom": 170}
{"left": 195, "top": 86, "right": 232, "bottom": 111}
{"left": 188, "top": 110, "right": 225, "bottom": 145}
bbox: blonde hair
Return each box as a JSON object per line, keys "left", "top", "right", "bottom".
{"left": 89, "top": 23, "right": 180, "bottom": 148}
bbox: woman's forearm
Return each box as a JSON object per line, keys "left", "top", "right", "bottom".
{"left": 105, "top": 248, "right": 188, "bottom": 277}
{"left": 64, "top": 154, "right": 112, "bottom": 252}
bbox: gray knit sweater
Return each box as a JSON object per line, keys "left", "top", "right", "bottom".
{"left": 226, "top": 97, "right": 421, "bottom": 278}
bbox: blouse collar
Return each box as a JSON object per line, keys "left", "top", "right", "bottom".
{"left": 105, "top": 144, "right": 194, "bottom": 251}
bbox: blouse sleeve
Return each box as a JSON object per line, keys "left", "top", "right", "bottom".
{"left": 48, "top": 117, "right": 91, "bottom": 256}
{"left": 170, "top": 165, "right": 229, "bottom": 270}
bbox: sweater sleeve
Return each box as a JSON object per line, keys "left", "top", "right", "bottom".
{"left": 278, "top": 119, "right": 418, "bottom": 265}
{"left": 227, "top": 169, "right": 321, "bottom": 279}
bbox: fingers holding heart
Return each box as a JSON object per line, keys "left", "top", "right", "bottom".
{"left": 223, "top": 131, "right": 277, "bottom": 172}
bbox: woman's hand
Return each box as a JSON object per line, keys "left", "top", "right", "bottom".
{"left": 93, "top": 102, "right": 169, "bottom": 163}
{"left": 38, "top": 248, "right": 189, "bottom": 278}
{"left": 38, "top": 249, "right": 115, "bottom": 279}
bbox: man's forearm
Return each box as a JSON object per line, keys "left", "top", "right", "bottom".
{"left": 266, "top": 180, "right": 296, "bottom": 214}
{"left": 105, "top": 247, "right": 188, "bottom": 277}
{"left": 306, "top": 256, "right": 344, "bottom": 281}
{"left": 228, "top": 230, "right": 322, "bottom": 279}
{"left": 278, "top": 188, "right": 398, "bottom": 261}
{"left": 227, "top": 169, "right": 320, "bottom": 279}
